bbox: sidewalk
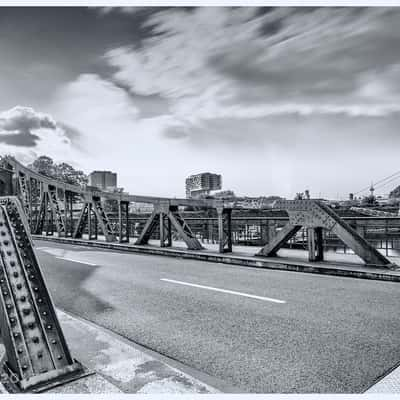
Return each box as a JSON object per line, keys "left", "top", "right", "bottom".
{"left": 49, "top": 309, "right": 219, "bottom": 393}
{"left": 1, "top": 309, "right": 219, "bottom": 394}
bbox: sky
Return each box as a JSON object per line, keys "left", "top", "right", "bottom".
{"left": 1, "top": 6, "right": 400, "bottom": 199}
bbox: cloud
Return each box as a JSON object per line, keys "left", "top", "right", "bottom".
{"left": 0, "top": 106, "right": 83, "bottom": 166}
{"left": 0, "top": 106, "right": 57, "bottom": 147}
{"left": 104, "top": 6, "right": 400, "bottom": 129}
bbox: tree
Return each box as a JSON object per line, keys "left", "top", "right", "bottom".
{"left": 55, "top": 162, "right": 88, "bottom": 186}
{"left": 361, "top": 194, "right": 377, "bottom": 206}
{"left": 28, "top": 156, "right": 55, "bottom": 177}
{"left": 389, "top": 185, "right": 400, "bottom": 199}
{"left": 29, "top": 155, "right": 88, "bottom": 187}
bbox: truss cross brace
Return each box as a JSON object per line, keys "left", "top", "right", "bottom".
{"left": 257, "top": 200, "right": 396, "bottom": 268}
{"left": 73, "top": 195, "right": 115, "bottom": 242}
{"left": 135, "top": 203, "right": 203, "bottom": 250}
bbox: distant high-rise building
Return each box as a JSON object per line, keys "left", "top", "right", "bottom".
{"left": 185, "top": 172, "right": 222, "bottom": 198}
{"left": 89, "top": 170, "right": 117, "bottom": 191}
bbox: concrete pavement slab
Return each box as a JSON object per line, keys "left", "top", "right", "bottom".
{"left": 54, "top": 309, "right": 218, "bottom": 394}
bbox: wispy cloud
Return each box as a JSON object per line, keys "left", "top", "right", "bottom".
{"left": 104, "top": 6, "right": 400, "bottom": 129}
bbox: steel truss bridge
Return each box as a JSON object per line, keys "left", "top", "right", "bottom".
{"left": 0, "top": 156, "right": 398, "bottom": 392}
{"left": 0, "top": 155, "right": 396, "bottom": 268}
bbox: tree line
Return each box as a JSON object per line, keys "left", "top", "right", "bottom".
{"left": 28, "top": 155, "right": 88, "bottom": 186}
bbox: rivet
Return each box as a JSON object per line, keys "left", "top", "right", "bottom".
{"left": 37, "top": 298, "right": 42, "bottom": 303}
{"left": 32, "top": 336, "right": 39, "bottom": 343}
{"left": 6, "top": 304, "right": 11, "bottom": 309}
{"left": 17, "top": 349, "right": 23, "bottom": 354}
{"left": 13, "top": 272, "right": 18, "bottom": 278}
{"left": 42, "top": 311, "right": 47, "bottom": 316}
{"left": 13, "top": 332, "right": 19, "bottom": 338}
{"left": 16, "top": 283, "right": 22, "bottom": 290}
{"left": 3, "top": 241, "right": 9, "bottom": 246}
{"left": 21, "top": 365, "right": 27, "bottom": 370}
{"left": 22, "top": 308, "right": 30, "bottom": 315}
{"left": 46, "top": 325, "right": 52, "bottom": 330}
{"left": 37, "top": 352, "right": 43, "bottom": 359}
{"left": 10, "top": 317, "right": 15, "bottom": 323}
{"left": 2, "top": 291, "right": 7, "bottom": 296}
{"left": 57, "top": 355, "right": 63, "bottom": 360}
{"left": 9, "top": 261, "right": 15, "bottom": 267}
{"left": 28, "top": 322, "right": 34, "bottom": 329}
{"left": 51, "top": 339, "right": 57, "bottom": 344}
{"left": 20, "top": 296, "right": 26, "bottom": 302}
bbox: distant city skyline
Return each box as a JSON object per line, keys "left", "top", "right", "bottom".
{"left": 1, "top": 7, "right": 400, "bottom": 199}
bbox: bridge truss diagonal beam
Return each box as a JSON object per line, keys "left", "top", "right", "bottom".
{"left": 257, "top": 200, "right": 397, "bottom": 268}
{"left": 135, "top": 205, "right": 203, "bottom": 250}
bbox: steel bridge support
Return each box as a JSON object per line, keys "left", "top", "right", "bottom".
{"left": 73, "top": 195, "right": 115, "bottom": 242}
{"left": 33, "top": 184, "right": 66, "bottom": 237}
{"left": 135, "top": 202, "right": 203, "bottom": 250}
{"left": 217, "top": 207, "right": 232, "bottom": 253}
{"left": 0, "top": 196, "right": 86, "bottom": 392}
{"left": 257, "top": 200, "right": 396, "bottom": 268}
{"left": 118, "top": 201, "right": 130, "bottom": 243}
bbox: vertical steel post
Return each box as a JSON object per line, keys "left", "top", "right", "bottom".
{"left": 118, "top": 201, "right": 123, "bottom": 243}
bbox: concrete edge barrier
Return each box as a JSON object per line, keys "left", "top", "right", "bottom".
{"left": 32, "top": 235, "right": 400, "bottom": 283}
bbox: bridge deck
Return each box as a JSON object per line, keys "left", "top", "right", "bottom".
{"left": 33, "top": 239, "right": 400, "bottom": 393}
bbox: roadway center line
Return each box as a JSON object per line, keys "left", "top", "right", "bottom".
{"left": 160, "top": 278, "right": 286, "bottom": 304}
{"left": 55, "top": 257, "right": 97, "bottom": 266}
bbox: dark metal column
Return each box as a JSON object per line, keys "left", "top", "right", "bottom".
{"left": 217, "top": 207, "right": 232, "bottom": 253}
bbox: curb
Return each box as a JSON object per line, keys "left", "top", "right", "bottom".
{"left": 33, "top": 235, "right": 400, "bottom": 283}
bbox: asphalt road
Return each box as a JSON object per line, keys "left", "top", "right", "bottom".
{"left": 34, "top": 239, "right": 400, "bottom": 393}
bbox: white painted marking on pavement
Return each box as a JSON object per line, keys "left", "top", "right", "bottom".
{"left": 160, "top": 279, "right": 286, "bottom": 304}
{"left": 55, "top": 257, "right": 97, "bottom": 266}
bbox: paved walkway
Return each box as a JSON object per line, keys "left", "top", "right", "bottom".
{"left": 48, "top": 309, "right": 219, "bottom": 393}
{"left": 0, "top": 309, "right": 218, "bottom": 394}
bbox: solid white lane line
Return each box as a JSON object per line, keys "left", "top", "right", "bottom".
{"left": 160, "top": 279, "right": 286, "bottom": 304}
{"left": 55, "top": 257, "right": 97, "bottom": 266}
